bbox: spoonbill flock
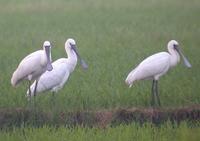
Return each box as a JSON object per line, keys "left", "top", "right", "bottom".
{"left": 26, "top": 38, "right": 88, "bottom": 98}
{"left": 11, "top": 39, "right": 191, "bottom": 107}
{"left": 11, "top": 41, "right": 53, "bottom": 97}
{"left": 125, "top": 40, "right": 192, "bottom": 106}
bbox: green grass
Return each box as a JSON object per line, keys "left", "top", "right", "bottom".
{"left": 0, "top": 0, "right": 200, "bottom": 112}
{"left": 0, "top": 122, "right": 199, "bottom": 141}
{"left": 0, "top": 0, "right": 199, "bottom": 110}
{"left": 0, "top": 0, "right": 200, "bottom": 140}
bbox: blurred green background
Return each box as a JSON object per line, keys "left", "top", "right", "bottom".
{"left": 0, "top": 0, "right": 199, "bottom": 110}
{"left": 0, "top": 0, "right": 200, "bottom": 140}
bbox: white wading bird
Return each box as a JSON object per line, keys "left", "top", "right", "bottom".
{"left": 11, "top": 41, "right": 53, "bottom": 96}
{"left": 26, "top": 38, "right": 88, "bottom": 98}
{"left": 125, "top": 40, "right": 192, "bottom": 106}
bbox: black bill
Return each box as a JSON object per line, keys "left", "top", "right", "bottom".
{"left": 45, "top": 45, "right": 53, "bottom": 71}
{"left": 175, "top": 46, "right": 192, "bottom": 68}
{"left": 71, "top": 44, "right": 88, "bottom": 70}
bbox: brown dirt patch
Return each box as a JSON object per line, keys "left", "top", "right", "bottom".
{"left": 0, "top": 105, "right": 200, "bottom": 128}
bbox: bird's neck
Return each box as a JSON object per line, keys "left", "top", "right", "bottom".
{"left": 168, "top": 47, "right": 180, "bottom": 67}
{"left": 66, "top": 49, "right": 78, "bottom": 73}
{"left": 41, "top": 50, "right": 52, "bottom": 67}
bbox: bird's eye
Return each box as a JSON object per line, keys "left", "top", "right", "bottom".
{"left": 70, "top": 43, "right": 75, "bottom": 48}
{"left": 173, "top": 44, "right": 177, "bottom": 48}
{"left": 69, "top": 43, "right": 73, "bottom": 46}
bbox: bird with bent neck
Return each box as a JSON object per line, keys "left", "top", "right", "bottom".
{"left": 125, "top": 40, "right": 192, "bottom": 106}
{"left": 11, "top": 41, "right": 53, "bottom": 97}
{"left": 27, "top": 38, "right": 88, "bottom": 98}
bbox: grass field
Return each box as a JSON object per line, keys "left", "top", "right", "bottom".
{"left": 0, "top": 0, "right": 200, "bottom": 110}
{"left": 0, "top": 0, "right": 200, "bottom": 140}
{"left": 0, "top": 122, "right": 200, "bottom": 141}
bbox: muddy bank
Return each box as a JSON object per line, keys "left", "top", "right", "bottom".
{"left": 0, "top": 105, "right": 200, "bottom": 128}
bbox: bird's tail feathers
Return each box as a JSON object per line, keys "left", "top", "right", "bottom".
{"left": 11, "top": 71, "right": 20, "bottom": 87}
{"left": 26, "top": 82, "right": 36, "bottom": 98}
{"left": 125, "top": 69, "right": 137, "bottom": 88}
{"left": 129, "top": 83, "right": 133, "bottom": 88}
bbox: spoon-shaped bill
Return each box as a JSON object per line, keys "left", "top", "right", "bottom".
{"left": 71, "top": 45, "right": 88, "bottom": 69}
{"left": 45, "top": 45, "right": 53, "bottom": 71}
{"left": 175, "top": 46, "right": 192, "bottom": 68}
{"left": 47, "top": 63, "right": 53, "bottom": 71}
{"left": 80, "top": 59, "right": 88, "bottom": 69}
{"left": 181, "top": 53, "right": 192, "bottom": 68}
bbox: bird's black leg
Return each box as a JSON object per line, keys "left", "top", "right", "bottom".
{"left": 51, "top": 91, "right": 55, "bottom": 105}
{"left": 28, "top": 80, "right": 31, "bottom": 98}
{"left": 155, "top": 80, "right": 161, "bottom": 106}
{"left": 33, "top": 80, "right": 38, "bottom": 97}
{"left": 27, "top": 80, "right": 32, "bottom": 108}
{"left": 32, "top": 80, "right": 39, "bottom": 110}
{"left": 51, "top": 91, "right": 56, "bottom": 111}
{"left": 151, "top": 80, "right": 156, "bottom": 106}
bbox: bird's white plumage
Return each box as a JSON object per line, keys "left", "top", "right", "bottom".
{"left": 11, "top": 41, "right": 52, "bottom": 87}
{"left": 125, "top": 40, "right": 190, "bottom": 87}
{"left": 126, "top": 52, "right": 170, "bottom": 85}
{"left": 27, "top": 39, "right": 78, "bottom": 97}
{"left": 27, "top": 59, "right": 72, "bottom": 96}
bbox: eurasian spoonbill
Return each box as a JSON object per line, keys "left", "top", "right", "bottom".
{"left": 125, "top": 40, "right": 191, "bottom": 106}
{"left": 27, "top": 38, "right": 88, "bottom": 98}
{"left": 11, "top": 41, "right": 53, "bottom": 97}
